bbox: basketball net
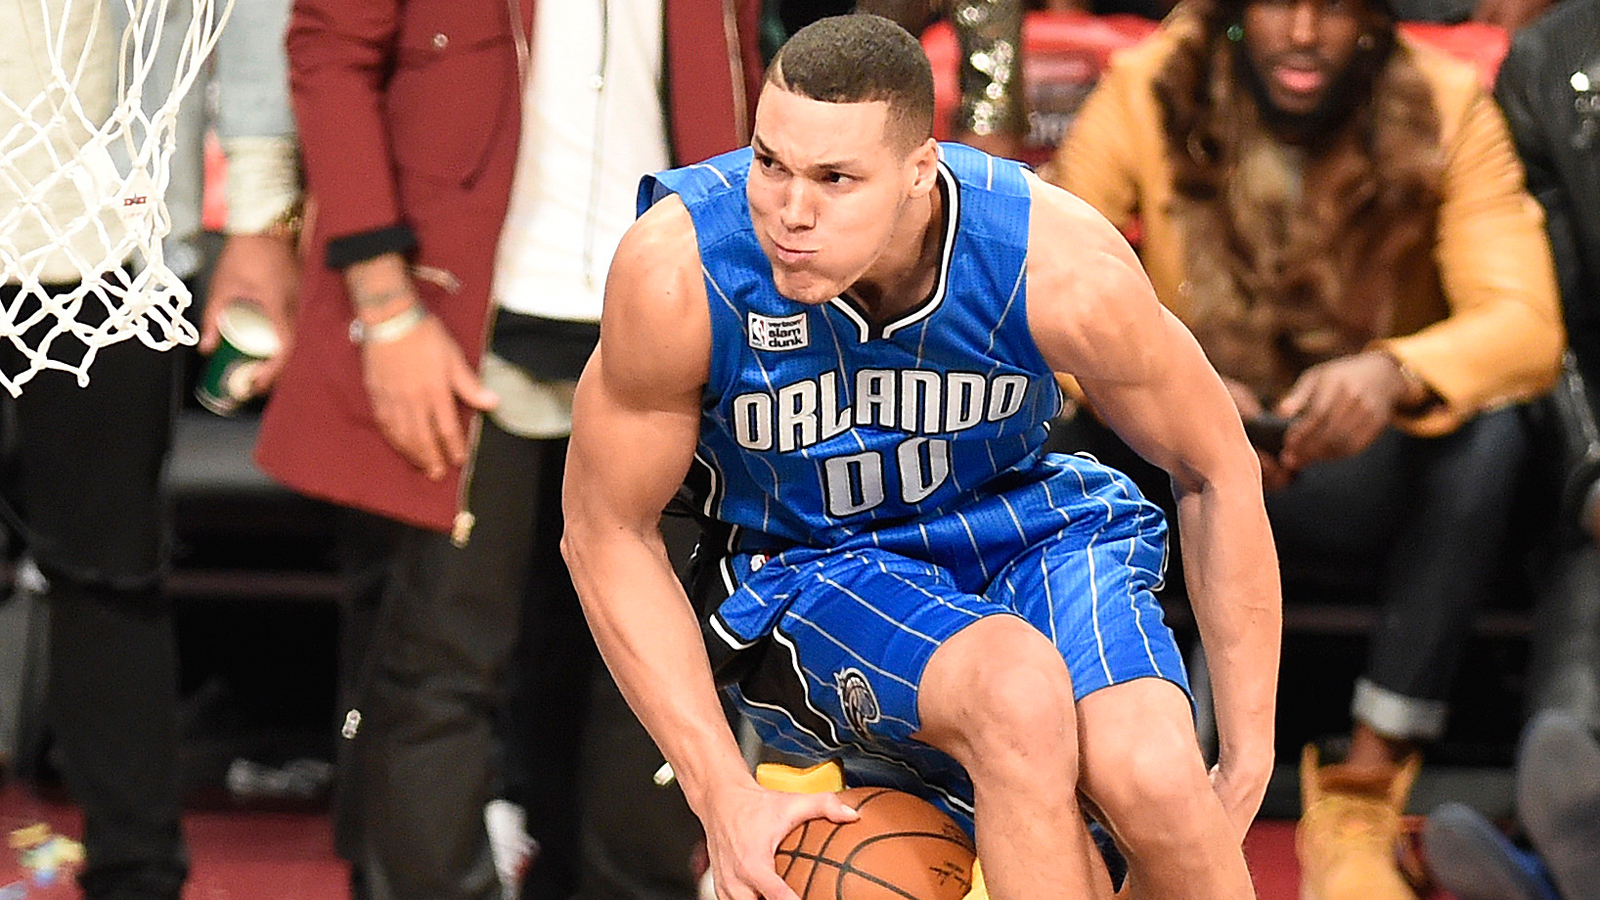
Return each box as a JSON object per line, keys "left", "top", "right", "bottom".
{"left": 0, "top": 0, "right": 233, "bottom": 395}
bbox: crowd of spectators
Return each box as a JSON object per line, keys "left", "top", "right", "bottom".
{"left": 3, "top": 1, "right": 1598, "bottom": 899}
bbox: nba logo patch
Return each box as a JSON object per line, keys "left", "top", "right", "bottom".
{"left": 748, "top": 312, "right": 809, "bottom": 351}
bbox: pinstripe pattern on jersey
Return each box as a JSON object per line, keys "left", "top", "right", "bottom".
{"left": 640, "top": 146, "right": 1188, "bottom": 829}
{"left": 638, "top": 143, "right": 1061, "bottom": 554}
{"left": 716, "top": 453, "right": 1184, "bottom": 831}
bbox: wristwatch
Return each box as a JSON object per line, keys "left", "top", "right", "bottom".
{"left": 261, "top": 198, "right": 304, "bottom": 243}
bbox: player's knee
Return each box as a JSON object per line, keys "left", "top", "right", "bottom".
{"left": 932, "top": 646, "right": 1077, "bottom": 776}
{"left": 1091, "top": 719, "right": 1212, "bottom": 841}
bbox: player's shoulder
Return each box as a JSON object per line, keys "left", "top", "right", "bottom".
{"left": 620, "top": 195, "right": 700, "bottom": 270}
{"left": 1020, "top": 172, "right": 1165, "bottom": 379}
{"left": 606, "top": 196, "right": 709, "bottom": 348}
{"left": 1022, "top": 171, "right": 1141, "bottom": 291}
{"left": 609, "top": 196, "right": 704, "bottom": 311}
{"left": 601, "top": 195, "right": 712, "bottom": 393}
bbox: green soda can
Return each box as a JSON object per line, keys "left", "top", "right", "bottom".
{"left": 196, "top": 304, "right": 280, "bottom": 416}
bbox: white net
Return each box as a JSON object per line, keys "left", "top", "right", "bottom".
{"left": 0, "top": 0, "right": 232, "bottom": 395}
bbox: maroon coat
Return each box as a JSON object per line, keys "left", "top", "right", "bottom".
{"left": 257, "top": 0, "right": 764, "bottom": 533}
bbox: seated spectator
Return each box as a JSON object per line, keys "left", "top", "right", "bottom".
{"left": 1496, "top": 0, "right": 1600, "bottom": 734}
{"left": 1047, "top": 0, "right": 1563, "bottom": 897}
{"left": 1424, "top": 2, "right": 1600, "bottom": 889}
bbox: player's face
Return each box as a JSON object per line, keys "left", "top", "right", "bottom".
{"left": 746, "top": 84, "right": 934, "bottom": 305}
{"left": 1240, "top": 0, "right": 1372, "bottom": 117}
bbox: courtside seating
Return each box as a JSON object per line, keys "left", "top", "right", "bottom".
{"left": 934, "top": 14, "right": 1528, "bottom": 787}
{"left": 921, "top": 12, "right": 1509, "bottom": 169}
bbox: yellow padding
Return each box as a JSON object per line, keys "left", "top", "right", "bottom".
{"left": 754, "top": 759, "right": 846, "bottom": 793}
{"left": 963, "top": 860, "right": 988, "bottom": 900}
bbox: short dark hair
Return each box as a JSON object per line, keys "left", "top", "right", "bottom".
{"left": 766, "top": 14, "right": 935, "bottom": 150}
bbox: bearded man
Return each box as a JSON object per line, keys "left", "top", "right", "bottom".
{"left": 1049, "top": 1, "right": 1563, "bottom": 897}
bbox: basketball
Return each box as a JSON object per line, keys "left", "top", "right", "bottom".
{"left": 774, "top": 786, "right": 977, "bottom": 900}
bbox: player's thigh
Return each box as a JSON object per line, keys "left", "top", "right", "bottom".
{"left": 990, "top": 517, "right": 1189, "bottom": 703}
{"left": 731, "top": 547, "right": 1002, "bottom": 750}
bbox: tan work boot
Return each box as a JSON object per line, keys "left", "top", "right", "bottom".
{"left": 1296, "top": 744, "right": 1422, "bottom": 900}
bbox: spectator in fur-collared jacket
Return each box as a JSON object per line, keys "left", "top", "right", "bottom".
{"left": 1047, "top": 0, "right": 1564, "bottom": 897}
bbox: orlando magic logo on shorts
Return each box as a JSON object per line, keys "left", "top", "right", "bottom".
{"left": 835, "top": 668, "right": 881, "bottom": 740}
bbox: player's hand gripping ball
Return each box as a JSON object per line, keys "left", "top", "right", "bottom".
{"left": 775, "top": 787, "right": 977, "bottom": 900}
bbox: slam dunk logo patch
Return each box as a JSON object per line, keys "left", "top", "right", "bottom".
{"left": 748, "top": 312, "right": 809, "bottom": 351}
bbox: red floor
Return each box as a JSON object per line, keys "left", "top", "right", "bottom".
{"left": 1, "top": 782, "right": 1450, "bottom": 900}
{"left": 2, "top": 784, "right": 347, "bottom": 900}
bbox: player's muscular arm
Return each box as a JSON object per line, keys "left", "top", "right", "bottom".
{"left": 562, "top": 199, "right": 855, "bottom": 900}
{"left": 564, "top": 200, "right": 725, "bottom": 786}
{"left": 1024, "top": 176, "right": 1282, "bottom": 841}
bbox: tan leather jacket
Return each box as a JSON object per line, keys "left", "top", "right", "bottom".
{"left": 1051, "top": 18, "right": 1564, "bottom": 435}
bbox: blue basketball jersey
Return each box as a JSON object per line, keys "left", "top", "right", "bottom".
{"left": 635, "top": 146, "right": 1185, "bottom": 828}
{"left": 637, "top": 144, "right": 1063, "bottom": 554}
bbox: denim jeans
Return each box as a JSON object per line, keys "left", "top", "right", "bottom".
{"left": 1051, "top": 405, "right": 1529, "bottom": 743}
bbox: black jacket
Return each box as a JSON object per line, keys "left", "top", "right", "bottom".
{"left": 1497, "top": 0, "right": 1600, "bottom": 392}
{"left": 1497, "top": 3, "right": 1600, "bottom": 527}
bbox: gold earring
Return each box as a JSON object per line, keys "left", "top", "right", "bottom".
{"left": 1357, "top": 33, "right": 1376, "bottom": 50}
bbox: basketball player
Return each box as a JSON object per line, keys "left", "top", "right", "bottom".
{"left": 561, "top": 15, "right": 1279, "bottom": 900}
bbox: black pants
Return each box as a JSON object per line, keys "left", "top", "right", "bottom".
{"left": 1052, "top": 406, "right": 1528, "bottom": 741}
{"left": 0, "top": 284, "right": 185, "bottom": 900}
{"left": 1521, "top": 359, "right": 1600, "bottom": 731}
{"left": 499, "top": 435, "right": 594, "bottom": 900}
{"left": 1528, "top": 542, "right": 1600, "bottom": 730}
{"left": 339, "top": 418, "right": 699, "bottom": 900}
{"left": 341, "top": 419, "right": 542, "bottom": 900}
{"left": 494, "top": 433, "right": 703, "bottom": 900}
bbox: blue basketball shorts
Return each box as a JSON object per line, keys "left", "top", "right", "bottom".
{"left": 704, "top": 453, "right": 1190, "bottom": 830}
